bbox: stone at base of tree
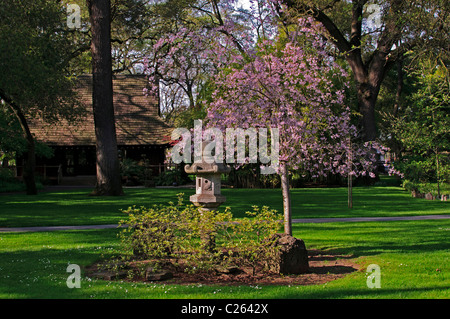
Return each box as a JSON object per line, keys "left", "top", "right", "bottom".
{"left": 267, "top": 233, "right": 309, "bottom": 274}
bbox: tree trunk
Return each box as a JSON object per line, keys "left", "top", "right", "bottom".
{"left": 346, "top": 52, "right": 385, "bottom": 142}
{"left": 87, "top": 0, "right": 123, "bottom": 196}
{"left": 22, "top": 135, "right": 37, "bottom": 195}
{"left": 357, "top": 83, "right": 378, "bottom": 142}
{"left": 280, "top": 162, "right": 292, "bottom": 236}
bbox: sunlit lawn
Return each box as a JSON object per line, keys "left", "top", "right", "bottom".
{"left": 0, "top": 220, "right": 448, "bottom": 299}
{"left": 0, "top": 185, "right": 448, "bottom": 299}
{"left": 1, "top": 185, "right": 448, "bottom": 227}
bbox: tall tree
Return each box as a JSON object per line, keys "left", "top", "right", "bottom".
{"left": 87, "top": 0, "right": 123, "bottom": 195}
{"left": 0, "top": 0, "right": 83, "bottom": 195}
{"left": 277, "top": 0, "right": 449, "bottom": 141}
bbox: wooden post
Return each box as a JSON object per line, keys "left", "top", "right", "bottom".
{"left": 280, "top": 162, "right": 292, "bottom": 236}
{"left": 436, "top": 148, "right": 441, "bottom": 198}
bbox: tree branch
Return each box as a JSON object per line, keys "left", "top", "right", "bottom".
{"left": 280, "top": 0, "right": 352, "bottom": 53}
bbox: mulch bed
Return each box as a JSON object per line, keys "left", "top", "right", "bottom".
{"left": 85, "top": 249, "right": 361, "bottom": 286}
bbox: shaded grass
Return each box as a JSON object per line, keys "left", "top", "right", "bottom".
{"left": 1, "top": 186, "right": 448, "bottom": 227}
{"left": 0, "top": 219, "right": 448, "bottom": 299}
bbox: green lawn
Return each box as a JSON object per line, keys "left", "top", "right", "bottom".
{"left": 0, "top": 220, "right": 448, "bottom": 299}
{"left": 0, "top": 185, "right": 448, "bottom": 299}
{"left": 0, "top": 185, "right": 448, "bottom": 227}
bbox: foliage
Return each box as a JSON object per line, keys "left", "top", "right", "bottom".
{"left": 384, "top": 54, "right": 450, "bottom": 188}
{"left": 120, "top": 158, "right": 146, "bottom": 185}
{"left": 143, "top": 0, "right": 256, "bottom": 118}
{"left": 0, "top": 105, "right": 27, "bottom": 156}
{"left": 279, "top": 0, "right": 450, "bottom": 140}
{"left": 402, "top": 179, "right": 450, "bottom": 198}
{"left": 206, "top": 24, "right": 385, "bottom": 177}
{"left": 0, "top": 167, "right": 44, "bottom": 193}
{"left": 0, "top": 168, "right": 18, "bottom": 192}
{"left": 0, "top": 104, "right": 54, "bottom": 159}
{"left": 205, "top": 26, "right": 384, "bottom": 233}
{"left": 154, "top": 168, "right": 192, "bottom": 186}
{"left": 0, "top": 0, "right": 85, "bottom": 194}
{"left": 0, "top": 0, "right": 84, "bottom": 120}
{"left": 225, "top": 163, "right": 279, "bottom": 188}
{"left": 118, "top": 193, "right": 282, "bottom": 274}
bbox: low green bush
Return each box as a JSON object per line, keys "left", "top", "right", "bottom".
{"left": 0, "top": 167, "right": 42, "bottom": 192}
{"left": 402, "top": 179, "right": 450, "bottom": 197}
{"left": 117, "top": 193, "right": 282, "bottom": 275}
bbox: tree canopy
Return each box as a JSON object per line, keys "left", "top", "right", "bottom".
{"left": 0, "top": 0, "right": 84, "bottom": 194}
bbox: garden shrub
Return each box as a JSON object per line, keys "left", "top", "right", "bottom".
{"left": 120, "top": 158, "right": 147, "bottom": 185}
{"left": 0, "top": 167, "right": 16, "bottom": 183}
{"left": 154, "top": 168, "right": 192, "bottom": 186}
{"left": 118, "top": 193, "right": 283, "bottom": 275}
{"left": 0, "top": 167, "right": 43, "bottom": 192}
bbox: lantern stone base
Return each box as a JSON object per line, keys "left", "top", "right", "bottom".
{"left": 189, "top": 194, "right": 227, "bottom": 210}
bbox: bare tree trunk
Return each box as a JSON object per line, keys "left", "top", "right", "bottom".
{"left": 357, "top": 84, "right": 378, "bottom": 141}
{"left": 87, "top": 0, "right": 123, "bottom": 196}
{"left": 280, "top": 162, "right": 292, "bottom": 236}
{"left": 347, "top": 51, "right": 385, "bottom": 142}
{"left": 22, "top": 130, "right": 37, "bottom": 195}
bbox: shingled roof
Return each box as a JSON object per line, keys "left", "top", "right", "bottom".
{"left": 30, "top": 74, "right": 173, "bottom": 147}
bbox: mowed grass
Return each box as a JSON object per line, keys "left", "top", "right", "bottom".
{"left": 0, "top": 220, "right": 448, "bottom": 299}
{"left": 0, "top": 185, "right": 449, "bottom": 227}
{"left": 0, "top": 185, "right": 448, "bottom": 299}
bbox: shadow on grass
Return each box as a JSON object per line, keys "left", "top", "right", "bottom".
{"left": 294, "top": 220, "right": 450, "bottom": 258}
{"left": 278, "top": 286, "right": 450, "bottom": 299}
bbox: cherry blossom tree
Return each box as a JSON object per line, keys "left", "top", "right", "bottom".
{"left": 206, "top": 33, "right": 381, "bottom": 235}
{"left": 143, "top": 0, "right": 257, "bottom": 113}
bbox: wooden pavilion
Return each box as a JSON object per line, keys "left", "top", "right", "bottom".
{"left": 17, "top": 74, "right": 173, "bottom": 184}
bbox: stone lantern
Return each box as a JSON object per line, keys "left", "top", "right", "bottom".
{"left": 184, "top": 144, "right": 231, "bottom": 252}
{"left": 184, "top": 147, "right": 231, "bottom": 211}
